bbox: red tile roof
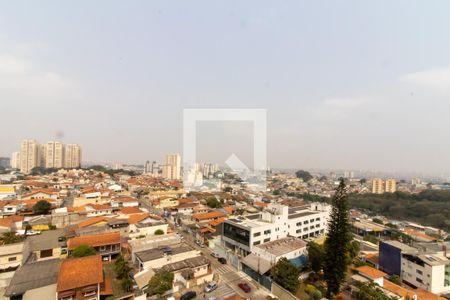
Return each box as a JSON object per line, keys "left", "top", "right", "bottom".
{"left": 208, "top": 217, "right": 226, "bottom": 227}
{"left": 77, "top": 216, "right": 109, "bottom": 228}
{"left": 193, "top": 211, "right": 226, "bottom": 221}
{"left": 128, "top": 213, "right": 150, "bottom": 224}
{"left": 57, "top": 255, "right": 103, "bottom": 292}
{"left": 68, "top": 232, "right": 120, "bottom": 250}
{"left": 120, "top": 207, "right": 141, "bottom": 214}
{"left": 355, "top": 266, "right": 387, "bottom": 279}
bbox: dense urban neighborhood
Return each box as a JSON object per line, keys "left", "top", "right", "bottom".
{"left": 0, "top": 149, "right": 450, "bottom": 300}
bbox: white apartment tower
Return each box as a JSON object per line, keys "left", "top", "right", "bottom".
{"left": 64, "top": 144, "right": 82, "bottom": 168}
{"left": 162, "top": 154, "right": 181, "bottom": 180}
{"left": 10, "top": 152, "right": 20, "bottom": 169}
{"left": 20, "top": 139, "right": 39, "bottom": 174}
{"left": 45, "top": 141, "right": 65, "bottom": 169}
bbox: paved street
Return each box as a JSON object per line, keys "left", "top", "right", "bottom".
{"left": 177, "top": 228, "right": 271, "bottom": 300}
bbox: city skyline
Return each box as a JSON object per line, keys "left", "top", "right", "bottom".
{"left": 2, "top": 1, "right": 450, "bottom": 173}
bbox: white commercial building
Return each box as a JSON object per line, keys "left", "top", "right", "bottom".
{"left": 401, "top": 252, "right": 450, "bottom": 295}
{"left": 223, "top": 203, "right": 330, "bottom": 256}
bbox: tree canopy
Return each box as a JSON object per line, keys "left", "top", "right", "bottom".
{"left": 323, "top": 179, "right": 352, "bottom": 298}
{"left": 154, "top": 229, "right": 165, "bottom": 235}
{"left": 355, "top": 283, "right": 397, "bottom": 300}
{"left": 206, "top": 196, "right": 222, "bottom": 208}
{"left": 147, "top": 270, "right": 174, "bottom": 296}
{"left": 72, "top": 244, "right": 96, "bottom": 258}
{"left": 295, "top": 170, "right": 313, "bottom": 182}
{"left": 271, "top": 257, "right": 300, "bottom": 293}
{"left": 1, "top": 232, "right": 23, "bottom": 245}
{"left": 33, "top": 200, "right": 52, "bottom": 215}
{"left": 307, "top": 242, "right": 324, "bottom": 273}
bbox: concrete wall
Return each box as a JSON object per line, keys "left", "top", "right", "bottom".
{"left": 272, "top": 282, "right": 297, "bottom": 300}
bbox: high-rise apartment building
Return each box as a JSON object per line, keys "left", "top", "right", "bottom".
{"left": 0, "top": 157, "right": 10, "bottom": 168}
{"left": 45, "top": 141, "right": 65, "bottom": 169}
{"left": 385, "top": 179, "right": 396, "bottom": 193}
{"left": 151, "top": 161, "right": 160, "bottom": 176}
{"left": 202, "top": 163, "right": 219, "bottom": 178}
{"left": 144, "top": 161, "right": 151, "bottom": 173}
{"left": 20, "top": 139, "right": 39, "bottom": 174}
{"left": 10, "top": 152, "right": 20, "bottom": 169}
{"left": 371, "top": 178, "right": 396, "bottom": 194}
{"left": 372, "top": 178, "right": 384, "bottom": 194}
{"left": 64, "top": 144, "right": 82, "bottom": 168}
{"left": 162, "top": 154, "right": 181, "bottom": 180}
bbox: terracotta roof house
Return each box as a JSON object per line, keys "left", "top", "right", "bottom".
{"left": 20, "top": 189, "right": 59, "bottom": 200}
{"left": 192, "top": 211, "right": 226, "bottom": 223}
{"left": 56, "top": 255, "right": 112, "bottom": 300}
{"left": 120, "top": 207, "right": 141, "bottom": 215}
{"left": 68, "top": 232, "right": 121, "bottom": 260}
{"left": 77, "top": 216, "right": 109, "bottom": 228}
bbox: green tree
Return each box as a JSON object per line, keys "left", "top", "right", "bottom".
{"left": 33, "top": 200, "right": 52, "bottom": 215}
{"left": 323, "top": 179, "right": 352, "bottom": 298}
{"left": 1, "top": 232, "right": 23, "bottom": 245}
{"left": 271, "top": 257, "right": 300, "bottom": 293}
{"left": 307, "top": 242, "right": 324, "bottom": 273}
{"left": 349, "top": 240, "right": 361, "bottom": 259}
{"left": 206, "top": 197, "right": 221, "bottom": 208}
{"left": 121, "top": 277, "right": 133, "bottom": 292}
{"left": 388, "top": 275, "right": 401, "bottom": 285}
{"left": 72, "top": 244, "right": 96, "bottom": 258}
{"left": 147, "top": 271, "right": 174, "bottom": 296}
{"left": 114, "top": 255, "right": 131, "bottom": 279}
{"left": 355, "top": 282, "right": 397, "bottom": 300}
{"left": 154, "top": 229, "right": 165, "bottom": 235}
{"left": 223, "top": 186, "right": 233, "bottom": 193}
{"left": 295, "top": 170, "right": 313, "bottom": 182}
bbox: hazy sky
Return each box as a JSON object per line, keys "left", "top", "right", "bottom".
{"left": 1, "top": 1, "right": 450, "bottom": 173}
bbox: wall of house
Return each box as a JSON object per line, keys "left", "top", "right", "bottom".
{"left": 430, "top": 264, "right": 450, "bottom": 294}
{"left": 0, "top": 252, "right": 22, "bottom": 270}
{"left": 141, "top": 250, "right": 200, "bottom": 270}
{"left": 23, "top": 283, "right": 56, "bottom": 300}
{"left": 252, "top": 246, "right": 307, "bottom": 265}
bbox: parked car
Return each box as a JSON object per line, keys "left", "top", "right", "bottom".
{"left": 238, "top": 283, "right": 251, "bottom": 293}
{"left": 204, "top": 282, "right": 218, "bottom": 293}
{"left": 180, "top": 291, "right": 197, "bottom": 300}
{"left": 218, "top": 257, "right": 227, "bottom": 264}
{"left": 210, "top": 253, "right": 220, "bottom": 258}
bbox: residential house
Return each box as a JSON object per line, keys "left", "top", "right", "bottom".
{"left": 20, "top": 189, "right": 59, "bottom": 201}
{"left": 0, "top": 215, "right": 24, "bottom": 233}
{"left": 192, "top": 211, "right": 226, "bottom": 223}
{"left": 56, "top": 255, "right": 112, "bottom": 300}
{"left": 111, "top": 196, "right": 139, "bottom": 208}
{"left": 68, "top": 232, "right": 121, "bottom": 260}
{"left": 135, "top": 244, "right": 200, "bottom": 271}
{"left": 5, "top": 258, "right": 61, "bottom": 300}
{"left": 0, "top": 242, "right": 24, "bottom": 271}
{"left": 25, "top": 229, "right": 68, "bottom": 261}
{"left": 162, "top": 256, "right": 213, "bottom": 292}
